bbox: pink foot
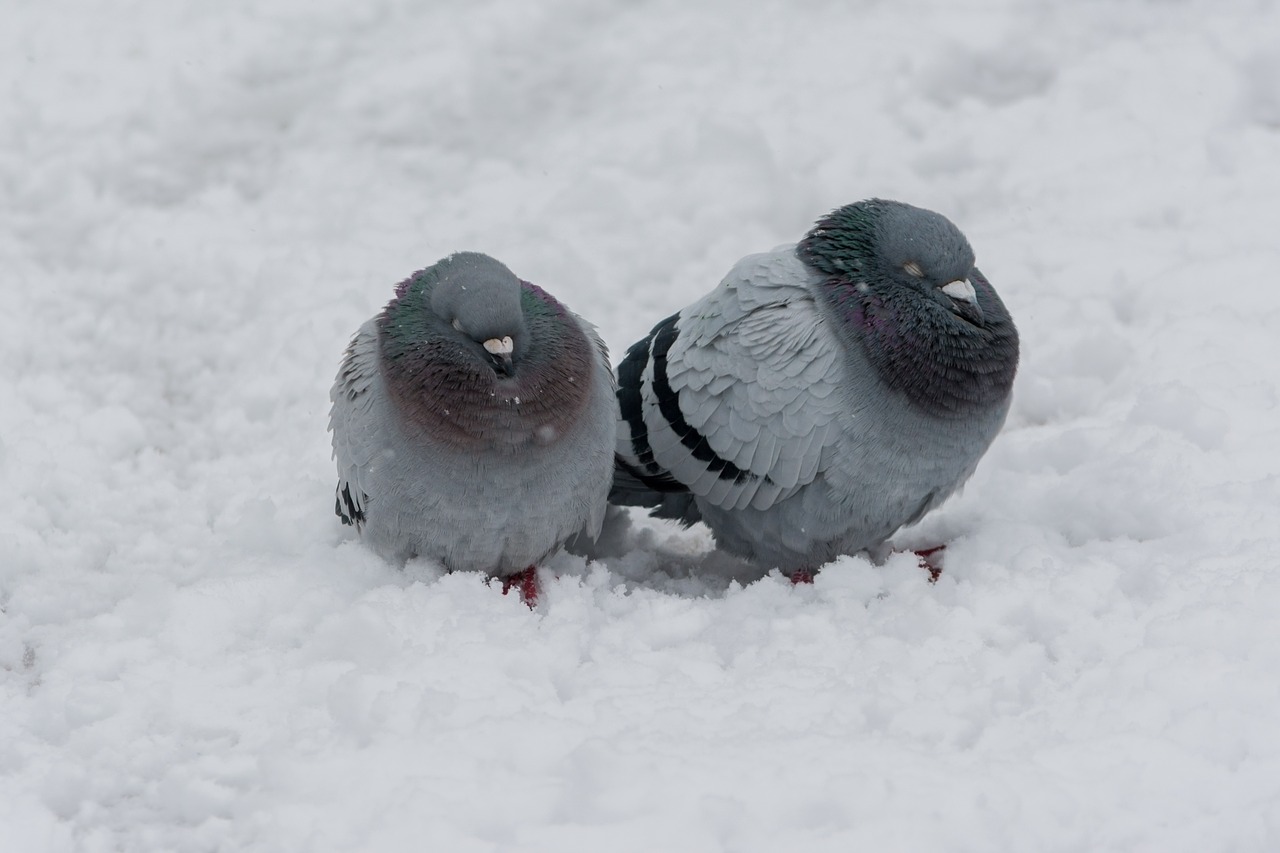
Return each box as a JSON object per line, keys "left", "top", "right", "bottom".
{"left": 501, "top": 566, "right": 540, "bottom": 608}
{"left": 789, "top": 569, "right": 815, "bottom": 585}
{"left": 914, "top": 546, "right": 945, "bottom": 583}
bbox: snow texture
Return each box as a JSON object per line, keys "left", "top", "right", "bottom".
{"left": 3, "top": 1, "right": 1280, "bottom": 850}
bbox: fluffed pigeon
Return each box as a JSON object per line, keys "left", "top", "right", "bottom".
{"left": 329, "top": 252, "right": 616, "bottom": 602}
{"left": 611, "top": 199, "right": 1019, "bottom": 576}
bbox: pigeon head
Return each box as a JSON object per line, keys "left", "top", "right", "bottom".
{"left": 425, "top": 252, "right": 529, "bottom": 376}
{"left": 377, "top": 253, "right": 598, "bottom": 452}
{"left": 799, "top": 199, "right": 985, "bottom": 327}
{"left": 798, "top": 199, "right": 1019, "bottom": 418}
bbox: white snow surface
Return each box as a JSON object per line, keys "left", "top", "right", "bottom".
{"left": 4, "top": 1, "right": 1280, "bottom": 850}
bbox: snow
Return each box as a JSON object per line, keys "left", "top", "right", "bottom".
{"left": 3, "top": 0, "right": 1280, "bottom": 850}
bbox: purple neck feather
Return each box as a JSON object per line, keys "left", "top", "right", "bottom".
{"left": 379, "top": 284, "right": 596, "bottom": 453}
{"left": 821, "top": 272, "right": 1019, "bottom": 419}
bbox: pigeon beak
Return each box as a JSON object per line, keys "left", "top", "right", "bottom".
{"left": 940, "top": 278, "right": 984, "bottom": 326}
{"left": 483, "top": 336, "right": 515, "bottom": 376}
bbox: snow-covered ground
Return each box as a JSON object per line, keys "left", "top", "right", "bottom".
{"left": 4, "top": 1, "right": 1280, "bottom": 850}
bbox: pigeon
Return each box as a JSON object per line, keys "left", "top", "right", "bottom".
{"left": 611, "top": 199, "right": 1019, "bottom": 577}
{"left": 329, "top": 251, "right": 616, "bottom": 603}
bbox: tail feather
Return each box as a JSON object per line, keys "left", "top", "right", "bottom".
{"left": 335, "top": 482, "right": 366, "bottom": 528}
{"left": 609, "top": 457, "right": 702, "bottom": 525}
{"left": 612, "top": 313, "right": 702, "bottom": 527}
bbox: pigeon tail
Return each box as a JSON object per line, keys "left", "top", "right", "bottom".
{"left": 608, "top": 459, "right": 702, "bottom": 525}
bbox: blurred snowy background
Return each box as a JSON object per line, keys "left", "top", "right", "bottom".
{"left": 3, "top": 1, "right": 1280, "bottom": 850}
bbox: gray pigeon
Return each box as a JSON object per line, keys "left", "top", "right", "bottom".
{"left": 612, "top": 199, "right": 1019, "bottom": 577}
{"left": 330, "top": 252, "right": 616, "bottom": 601}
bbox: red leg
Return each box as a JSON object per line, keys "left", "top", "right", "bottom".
{"left": 789, "top": 569, "right": 815, "bottom": 585}
{"left": 914, "top": 546, "right": 945, "bottom": 583}
{"left": 501, "top": 566, "right": 540, "bottom": 608}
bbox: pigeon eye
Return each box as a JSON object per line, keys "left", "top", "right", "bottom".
{"left": 903, "top": 261, "right": 924, "bottom": 278}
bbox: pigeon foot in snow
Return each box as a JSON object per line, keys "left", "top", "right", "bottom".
{"left": 501, "top": 566, "right": 540, "bottom": 608}
{"left": 914, "top": 546, "right": 945, "bottom": 583}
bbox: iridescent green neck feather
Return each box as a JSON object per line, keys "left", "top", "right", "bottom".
{"left": 798, "top": 200, "right": 1019, "bottom": 418}
{"left": 378, "top": 268, "right": 595, "bottom": 453}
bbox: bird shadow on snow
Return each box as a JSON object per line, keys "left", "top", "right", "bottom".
{"left": 563, "top": 507, "right": 776, "bottom": 598}
{"left": 328, "top": 508, "right": 770, "bottom": 602}
{"left": 337, "top": 506, "right": 950, "bottom": 603}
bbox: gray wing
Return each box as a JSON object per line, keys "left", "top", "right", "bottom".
{"left": 328, "top": 319, "right": 383, "bottom": 528}
{"left": 615, "top": 246, "right": 846, "bottom": 513}
{"left": 571, "top": 309, "right": 617, "bottom": 539}
{"left": 575, "top": 311, "right": 616, "bottom": 395}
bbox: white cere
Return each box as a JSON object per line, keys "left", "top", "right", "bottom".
{"left": 483, "top": 336, "right": 514, "bottom": 355}
{"left": 941, "top": 278, "right": 977, "bottom": 303}
{"left": 903, "top": 260, "right": 925, "bottom": 278}
{"left": 452, "top": 318, "right": 464, "bottom": 332}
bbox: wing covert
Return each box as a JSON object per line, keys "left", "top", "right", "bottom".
{"left": 636, "top": 247, "right": 846, "bottom": 512}
{"left": 328, "top": 319, "right": 383, "bottom": 527}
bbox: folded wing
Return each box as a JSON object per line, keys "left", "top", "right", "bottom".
{"left": 614, "top": 248, "right": 845, "bottom": 514}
